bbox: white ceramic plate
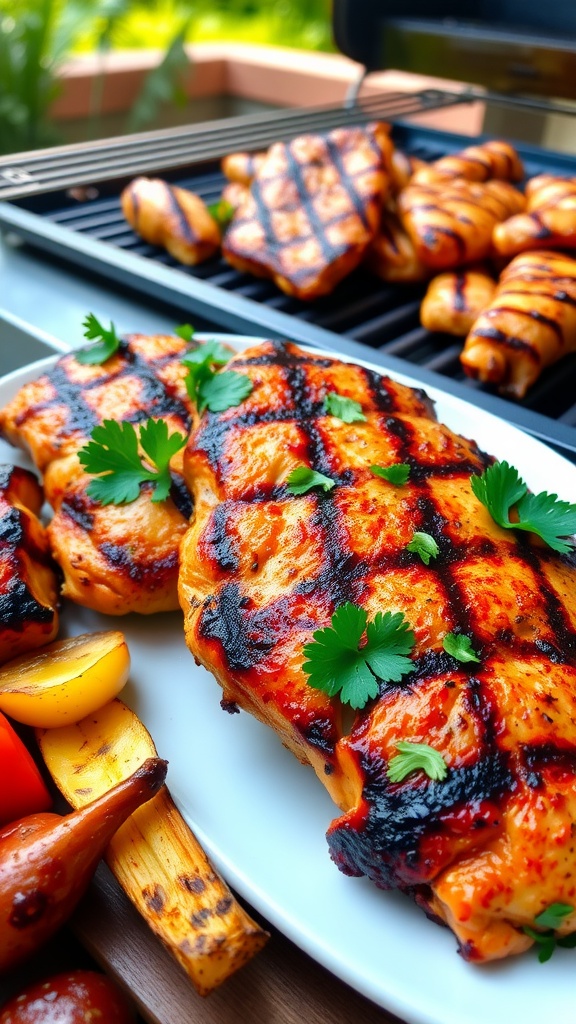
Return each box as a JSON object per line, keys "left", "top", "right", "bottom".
{"left": 2, "top": 337, "right": 576, "bottom": 1024}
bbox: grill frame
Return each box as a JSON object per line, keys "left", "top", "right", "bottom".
{"left": 2, "top": 101, "right": 576, "bottom": 461}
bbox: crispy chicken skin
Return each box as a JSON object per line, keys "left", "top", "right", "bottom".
{"left": 460, "top": 250, "right": 576, "bottom": 398}
{"left": 178, "top": 338, "right": 576, "bottom": 962}
{"left": 222, "top": 123, "right": 393, "bottom": 300}
{"left": 0, "top": 334, "right": 198, "bottom": 615}
{"left": 420, "top": 267, "right": 497, "bottom": 335}
{"left": 0, "top": 465, "right": 59, "bottom": 664}
{"left": 493, "top": 175, "right": 576, "bottom": 257}
{"left": 120, "top": 177, "right": 220, "bottom": 265}
{"left": 412, "top": 139, "right": 524, "bottom": 186}
{"left": 398, "top": 178, "right": 525, "bottom": 270}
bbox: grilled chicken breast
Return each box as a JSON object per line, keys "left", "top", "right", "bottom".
{"left": 493, "top": 174, "right": 576, "bottom": 257}
{"left": 460, "top": 250, "right": 576, "bottom": 397}
{"left": 179, "top": 338, "right": 576, "bottom": 963}
{"left": 412, "top": 139, "right": 524, "bottom": 186}
{"left": 420, "top": 267, "right": 497, "bottom": 335}
{"left": 121, "top": 177, "right": 220, "bottom": 265}
{"left": 0, "top": 465, "right": 59, "bottom": 664}
{"left": 222, "top": 123, "right": 393, "bottom": 300}
{"left": 398, "top": 178, "right": 526, "bottom": 270}
{"left": 0, "top": 334, "right": 198, "bottom": 615}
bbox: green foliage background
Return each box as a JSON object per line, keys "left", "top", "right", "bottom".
{"left": 0, "top": 0, "right": 333, "bottom": 154}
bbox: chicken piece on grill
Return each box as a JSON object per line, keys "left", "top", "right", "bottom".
{"left": 0, "top": 465, "right": 59, "bottom": 664}
{"left": 420, "top": 267, "right": 497, "bottom": 335}
{"left": 178, "top": 338, "right": 576, "bottom": 963}
{"left": 460, "top": 249, "right": 576, "bottom": 397}
{"left": 412, "top": 139, "right": 524, "bottom": 186}
{"left": 398, "top": 178, "right": 525, "bottom": 270}
{"left": 221, "top": 151, "right": 267, "bottom": 186}
{"left": 120, "top": 177, "right": 220, "bottom": 265}
{"left": 493, "top": 174, "right": 576, "bottom": 257}
{"left": 364, "top": 209, "right": 430, "bottom": 283}
{"left": 220, "top": 181, "right": 250, "bottom": 215}
{"left": 389, "top": 150, "right": 428, "bottom": 193}
{"left": 222, "top": 123, "right": 393, "bottom": 300}
{"left": 0, "top": 334, "right": 198, "bottom": 615}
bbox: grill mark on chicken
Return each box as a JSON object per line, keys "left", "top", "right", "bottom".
{"left": 202, "top": 502, "right": 239, "bottom": 573}
{"left": 469, "top": 326, "right": 540, "bottom": 358}
{"left": 421, "top": 226, "right": 467, "bottom": 261}
{"left": 60, "top": 495, "right": 95, "bottom": 532}
{"left": 489, "top": 305, "right": 565, "bottom": 346}
{"left": 282, "top": 146, "right": 342, "bottom": 265}
{"left": 328, "top": 750, "right": 514, "bottom": 888}
{"left": 325, "top": 136, "right": 372, "bottom": 231}
{"left": 165, "top": 184, "right": 200, "bottom": 243}
{"left": 99, "top": 540, "right": 179, "bottom": 582}
{"left": 0, "top": 578, "right": 55, "bottom": 628}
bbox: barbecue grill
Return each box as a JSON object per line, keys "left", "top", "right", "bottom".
{"left": 2, "top": 2, "right": 576, "bottom": 459}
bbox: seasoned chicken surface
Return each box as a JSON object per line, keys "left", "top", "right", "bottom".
{"left": 0, "top": 465, "right": 59, "bottom": 664}
{"left": 398, "top": 178, "right": 525, "bottom": 270}
{"left": 412, "top": 139, "right": 524, "bottom": 186}
{"left": 460, "top": 250, "right": 576, "bottom": 397}
{"left": 120, "top": 177, "right": 220, "bottom": 265}
{"left": 493, "top": 174, "right": 576, "bottom": 257}
{"left": 222, "top": 123, "right": 393, "bottom": 300}
{"left": 364, "top": 209, "right": 430, "bottom": 283}
{"left": 178, "top": 338, "right": 576, "bottom": 962}
{"left": 420, "top": 267, "right": 497, "bottom": 335}
{"left": 221, "top": 151, "right": 267, "bottom": 186}
{"left": 0, "top": 335, "right": 198, "bottom": 615}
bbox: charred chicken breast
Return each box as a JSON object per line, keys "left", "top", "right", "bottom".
{"left": 178, "top": 338, "right": 576, "bottom": 963}
{"left": 0, "top": 334, "right": 198, "bottom": 615}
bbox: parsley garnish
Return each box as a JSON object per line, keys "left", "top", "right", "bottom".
{"left": 302, "top": 603, "right": 415, "bottom": 710}
{"left": 406, "top": 531, "right": 439, "bottom": 565}
{"left": 78, "top": 418, "right": 187, "bottom": 506}
{"left": 181, "top": 338, "right": 230, "bottom": 366}
{"left": 76, "top": 314, "right": 121, "bottom": 365}
{"left": 182, "top": 341, "right": 252, "bottom": 413}
{"left": 370, "top": 464, "right": 410, "bottom": 486}
{"left": 471, "top": 461, "right": 576, "bottom": 554}
{"left": 523, "top": 903, "right": 575, "bottom": 962}
{"left": 174, "top": 323, "right": 195, "bottom": 343}
{"left": 287, "top": 467, "right": 335, "bottom": 495}
{"left": 207, "top": 199, "right": 235, "bottom": 231}
{"left": 387, "top": 740, "right": 448, "bottom": 784}
{"left": 442, "top": 632, "right": 480, "bottom": 664}
{"left": 323, "top": 392, "right": 366, "bottom": 423}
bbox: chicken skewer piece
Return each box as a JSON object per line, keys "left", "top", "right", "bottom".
{"left": 420, "top": 267, "right": 497, "bottom": 335}
{"left": 493, "top": 174, "right": 576, "bottom": 257}
{"left": 121, "top": 177, "right": 221, "bottom": 266}
{"left": 412, "top": 139, "right": 524, "bottom": 186}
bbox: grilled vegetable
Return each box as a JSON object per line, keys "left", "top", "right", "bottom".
{"left": 0, "top": 757, "right": 166, "bottom": 972}
{"left": 37, "top": 699, "right": 269, "bottom": 995}
{"left": 0, "top": 631, "right": 130, "bottom": 728}
{"left": 0, "top": 711, "right": 52, "bottom": 827}
{"left": 0, "top": 969, "right": 136, "bottom": 1023}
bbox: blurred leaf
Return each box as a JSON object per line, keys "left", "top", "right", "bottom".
{"left": 125, "top": 20, "right": 192, "bottom": 133}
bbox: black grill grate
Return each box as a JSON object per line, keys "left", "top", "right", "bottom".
{"left": 2, "top": 101, "right": 576, "bottom": 459}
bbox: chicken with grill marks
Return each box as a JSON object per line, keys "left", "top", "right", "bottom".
{"left": 178, "top": 338, "right": 576, "bottom": 963}
{"left": 0, "top": 334, "right": 199, "bottom": 615}
{"left": 398, "top": 178, "right": 525, "bottom": 270}
{"left": 412, "top": 139, "right": 524, "bottom": 186}
{"left": 460, "top": 249, "right": 576, "bottom": 397}
{"left": 493, "top": 174, "right": 576, "bottom": 257}
{"left": 364, "top": 209, "right": 430, "bottom": 283}
{"left": 120, "top": 177, "right": 221, "bottom": 266}
{"left": 420, "top": 267, "right": 497, "bottom": 335}
{"left": 221, "top": 151, "right": 267, "bottom": 186}
{"left": 222, "top": 122, "right": 393, "bottom": 300}
{"left": 0, "top": 465, "right": 59, "bottom": 664}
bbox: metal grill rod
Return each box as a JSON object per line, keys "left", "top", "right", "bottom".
{"left": 0, "top": 88, "right": 468, "bottom": 200}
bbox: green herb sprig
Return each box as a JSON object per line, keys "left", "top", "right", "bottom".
{"left": 387, "top": 741, "right": 448, "bottom": 784}
{"left": 181, "top": 340, "right": 253, "bottom": 413}
{"left": 471, "top": 461, "right": 576, "bottom": 554}
{"left": 370, "top": 464, "right": 410, "bottom": 486}
{"left": 442, "top": 633, "right": 480, "bottom": 664}
{"left": 76, "top": 314, "right": 121, "bottom": 365}
{"left": 286, "top": 467, "right": 335, "bottom": 495}
{"left": 302, "top": 603, "right": 415, "bottom": 710}
{"left": 523, "top": 903, "right": 576, "bottom": 962}
{"left": 406, "top": 531, "right": 439, "bottom": 565}
{"left": 323, "top": 392, "right": 366, "bottom": 423}
{"left": 78, "top": 418, "right": 186, "bottom": 506}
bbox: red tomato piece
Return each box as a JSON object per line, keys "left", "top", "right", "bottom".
{"left": 0, "top": 712, "right": 51, "bottom": 827}
{"left": 0, "top": 969, "right": 136, "bottom": 1023}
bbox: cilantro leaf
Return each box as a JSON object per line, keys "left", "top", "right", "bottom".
{"left": 406, "top": 531, "right": 439, "bottom": 565}
{"left": 387, "top": 741, "right": 448, "bottom": 784}
{"left": 302, "top": 602, "right": 415, "bottom": 709}
{"left": 442, "top": 632, "right": 480, "bottom": 664}
{"left": 471, "top": 461, "right": 576, "bottom": 554}
{"left": 534, "top": 903, "right": 574, "bottom": 930}
{"left": 78, "top": 418, "right": 186, "bottom": 506}
{"left": 370, "top": 463, "right": 410, "bottom": 486}
{"left": 181, "top": 339, "right": 230, "bottom": 367}
{"left": 207, "top": 199, "right": 235, "bottom": 231}
{"left": 76, "top": 314, "right": 121, "bottom": 365}
{"left": 523, "top": 927, "right": 558, "bottom": 963}
{"left": 323, "top": 392, "right": 366, "bottom": 423}
{"left": 286, "top": 467, "right": 336, "bottom": 495}
{"left": 174, "top": 323, "right": 195, "bottom": 343}
{"left": 197, "top": 369, "right": 253, "bottom": 413}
